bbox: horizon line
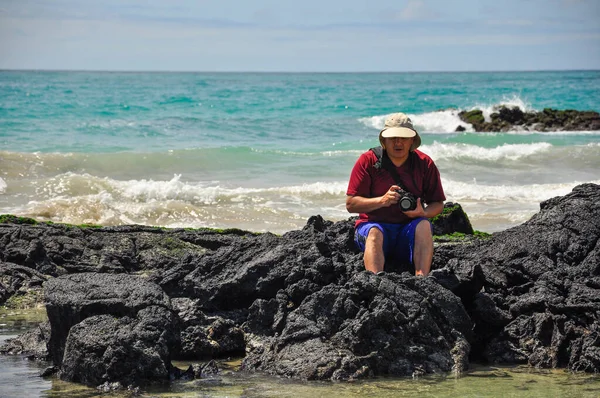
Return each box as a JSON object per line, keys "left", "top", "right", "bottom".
{"left": 1, "top": 68, "right": 599, "bottom": 74}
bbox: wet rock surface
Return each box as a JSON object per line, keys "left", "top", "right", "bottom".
{"left": 0, "top": 184, "right": 599, "bottom": 388}
{"left": 0, "top": 262, "right": 47, "bottom": 306}
{"left": 0, "top": 321, "right": 50, "bottom": 360}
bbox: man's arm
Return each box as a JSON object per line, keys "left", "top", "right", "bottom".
{"left": 346, "top": 185, "right": 401, "bottom": 214}
{"left": 403, "top": 199, "right": 444, "bottom": 219}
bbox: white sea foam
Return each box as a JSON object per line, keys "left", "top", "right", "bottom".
{"left": 108, "top": 176, "right": 349, "bottom": 200}
{"left": 422, "top": 142, "right": 553, "bottom": 161}
{"left": 0, "top": 177, "right": 6, "bottom": 194}
{"left": 410, "top": 110, "right": 474, "bottom": 133}
{"left": 474, "top": 95, "right": 534, "bottom": 122}
{"left": 110, "top": 174, "right": 220, "bottom": 203}
{"left": 32, "top": 172, "right": 600, "bottom": 209}
{"left": 266, "top": 181, "right": 348, "bottom": 196}
{"left": 36, "top": 173, "right": 348, "bottom": 205}
{"left": 359, "top": 109, "right": 485, "bottom": 134}
{"left": 320, "top": 150, "right": 364, "bottom": 157}
{"left": 17, "top": 173, "right": 351, "bottom": 232}
{"left": 358, "top": 114, "right": 387, "bottom": 130}
{"left": 526, "top": 130, "right": 600, "bottom": 136}
{"left": 255, "top": 148, "right": 364, "bottom": 157}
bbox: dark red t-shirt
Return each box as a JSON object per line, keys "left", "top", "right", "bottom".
{"left": 346, "top": 149, "right": 446, "bottom": 227}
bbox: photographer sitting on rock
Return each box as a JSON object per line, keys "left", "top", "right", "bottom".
{"left": 346, "top": 112, "right": 446, "bottom": 276}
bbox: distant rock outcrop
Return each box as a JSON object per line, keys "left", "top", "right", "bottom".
{"left": 457, "top": 107, "right": 600, "bottom": 132}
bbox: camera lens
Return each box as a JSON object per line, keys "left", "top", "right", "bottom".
{"left": 400, "top": 196, "right": 413, "bottom": 211}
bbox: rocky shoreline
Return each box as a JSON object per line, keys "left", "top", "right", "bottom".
{"left": 1, "top": 184, "right": 599, "bottom": 391}
{"left": 456, "top": 107, "right": 600, "bottom": 132}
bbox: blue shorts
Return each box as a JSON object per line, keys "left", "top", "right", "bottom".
{"left": 354, "top": 218, "right": 430, "bottom": 265}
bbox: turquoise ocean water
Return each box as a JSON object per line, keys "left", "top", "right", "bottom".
{"left": 1, "top": 70, "right": 599, "bottom": 233}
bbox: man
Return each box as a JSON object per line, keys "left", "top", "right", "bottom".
{"left": 346, "top": 112, "right": 445, "bottom": 276}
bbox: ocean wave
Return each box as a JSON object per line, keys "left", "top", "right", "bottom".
{"left": 29, "top": 172, "right": 600, "bottom": 206}
{"left": 27, "top": 170, "right": 600, "bottom": 209}
{"left": 266, "top": 181, "right": 348, "bottom": 196}
{"left": 10, "top": 173, "right": 350, "bottom": 232}
{"left": 0, "top": 177, "right": 6, "bottom": 194}
{"left": 410, "top": 110, "right": 475, "bottom": 134}
{"left": 249, "top": 148, "right": 364, "bottom": 157}
{"left": 521, "top": 130, "right": 600, "bottom": 136}
{"left": 0, "top": 148, "right": 270, "bottom": 180}
{"left": 358, "top": 109, "right": 485, "bottom": 134}
{"left": 443, "top": 178, "right": 600, "bottom": 203}
{"left": 473, "top": 95, "right": 535, "bottom": 123}
{"left": 0, "top": 148, "right": 364, "bottom": 182}
{"left": 423, "top": 142, "right": 553, "bottom": 161}
{"left": 159, "top": 96, "right": 197, "bottom": 105}
{"left": 34, "top": 173, "right": 348, "bottom": 204}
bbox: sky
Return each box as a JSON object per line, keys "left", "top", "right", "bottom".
{"left": 0, "top": 0, "right": 599, "bottom": 72}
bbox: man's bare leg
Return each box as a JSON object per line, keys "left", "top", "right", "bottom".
{"left": 364, "top": 227, "right": 385, "bottom": 274}
{"left": 413, "top": 220, "right": 433, "bottom": 276}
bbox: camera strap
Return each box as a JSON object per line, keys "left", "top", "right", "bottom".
{"left": 370, "top": 146, "right": 419, "bottom": 194}
{"left": 380, "top": 150, "right": 413, "bottom": 193}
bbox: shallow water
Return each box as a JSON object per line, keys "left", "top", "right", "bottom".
{"left": 0, "top": 309, "right": 599, "bottom": 398}
{"left": 0, "top": 308, "right": 52, "bottom": 398}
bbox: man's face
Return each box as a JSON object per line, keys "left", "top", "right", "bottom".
{"left": 382, "top": 136, "right": 413, "bottom": 158}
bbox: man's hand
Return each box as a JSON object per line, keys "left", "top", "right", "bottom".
{"left": 380, "top": 185, "right": 401, "bottom": 207}
{"left": 347, "top": 185, "right": 405, "bottom": 214}
{"left": 403, "top": 197, "right": 426, "bottom": 218}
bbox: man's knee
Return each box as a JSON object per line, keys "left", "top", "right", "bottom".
{"left": 415, "top": 219, "right": 432, "bottom": 240}
{"left": 366, "top": 227, "right": 384, "bottom": 246}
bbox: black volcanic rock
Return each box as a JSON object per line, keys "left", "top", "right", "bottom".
{"left": 173, "top": 297, "right": 246, "bottom": 358}
{"left": 0, "top": 221, "right": 254, "bottom": 277}
{"left": 44, "top": 273, "right": 179, "bottom": 387}
{"left": 432, "top": 202, "right": 474, "bottom": 236}
{"left": 432, "top": 183, "right": 600, "bottom": 371}
{"left": 0, "top": 261, "right": 47, "bottom": 306}
{"left": 169, "top": 215, "right": 473, "bottom": 379}
{"left": 242, "top": 271, "right": 473, "bottom": 380}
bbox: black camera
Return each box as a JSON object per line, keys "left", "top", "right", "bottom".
{"left": 395, "top": 189, "right": 417, "bottom": 212}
